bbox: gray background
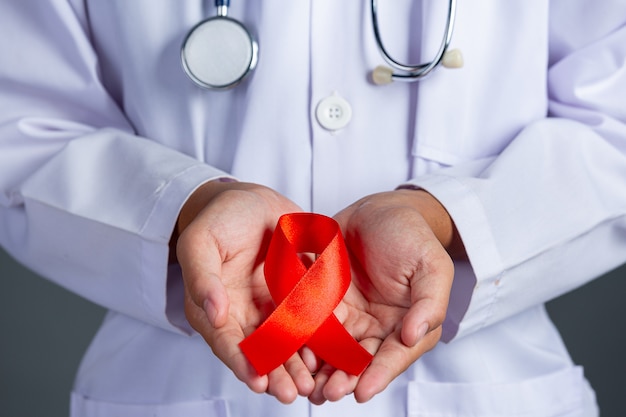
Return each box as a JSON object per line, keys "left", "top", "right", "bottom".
{"left": 1, "top": 247, "right": 625, "bottom": 417}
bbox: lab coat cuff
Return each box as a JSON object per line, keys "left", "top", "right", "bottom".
{"left": 141, "top": 165, "right": 236, "bottom": 335}
{"left": 399, "top": 174, "right": 504, "bottom": 342}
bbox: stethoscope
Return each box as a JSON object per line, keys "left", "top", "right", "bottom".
{"left": 181, "top": 0, "right": 462, "bottom": 90}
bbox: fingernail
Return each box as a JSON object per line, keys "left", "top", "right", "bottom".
{"left": 416, "top": 322, "right": 429, "bottom": 344}
{"left": 203, "top": 299, "right": 218, "bottom": 325}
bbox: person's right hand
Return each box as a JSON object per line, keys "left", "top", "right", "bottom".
{"left": 173, "top": 180, "right": 315, "bottom": 404}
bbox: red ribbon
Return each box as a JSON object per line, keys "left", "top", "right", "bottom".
{"left": 239, "top": 213, "right": 373, "bottom": 376}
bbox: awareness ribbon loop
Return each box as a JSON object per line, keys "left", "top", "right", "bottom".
{"left": 239, "top": 213, "right": 373, "bottom": 376}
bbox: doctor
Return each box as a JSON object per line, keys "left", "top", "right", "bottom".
{"left": 1, "top": 1, "right": 625, "bottom": 416}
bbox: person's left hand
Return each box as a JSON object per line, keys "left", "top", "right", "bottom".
{"left": 307, "top": 189, "right": 458, "bottom": 404}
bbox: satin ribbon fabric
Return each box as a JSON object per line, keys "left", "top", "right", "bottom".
{"left": 239, "top": 213, "right": 373, "bottom": 376}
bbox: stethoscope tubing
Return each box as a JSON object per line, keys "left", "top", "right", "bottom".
{"left": 216, "top": 0, "right": 229, "bottom": 17}
{"left": 370, "top": 0, "right": 457, "bottom": 81}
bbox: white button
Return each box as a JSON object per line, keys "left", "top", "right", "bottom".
{"left": 315, "top": 93, "right": 352, "bottom": 131}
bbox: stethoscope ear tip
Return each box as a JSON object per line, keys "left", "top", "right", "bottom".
{"left": 442, "top": 48, "right": 463, "bottom": 69}
{"left": 372, "top": 65, "right": 394, "bottom": 85}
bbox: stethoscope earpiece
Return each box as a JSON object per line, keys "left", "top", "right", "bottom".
{"left": 372, "top": 49, "right": 463, "bottom": 85}
{"left": 441, "top": 48, "right": 463, "bottom": 69}
{"left": 372, "top": 66, "right": 394, "bottom": 85}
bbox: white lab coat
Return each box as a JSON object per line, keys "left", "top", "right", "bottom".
{"left": 1, "top": 0, "right": 625, "bottom": 416}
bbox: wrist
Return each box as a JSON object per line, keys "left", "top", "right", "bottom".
{"left": 177, "top": 178, "right": 237, "bottom": 233}
{"left": 169, "top": 177, "right": 238, "bottom": 264}
{"left": 395, "top": 189, "right": 466, "bottom": 259}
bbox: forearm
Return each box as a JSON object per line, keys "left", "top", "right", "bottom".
{"left": 409, "top": 119, "right": 626, "bottom": 341}
{"left": 1, "top": 128, "right": 224, "bottom": 331}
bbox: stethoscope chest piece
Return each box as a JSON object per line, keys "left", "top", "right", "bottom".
{"left": 181, "top": 16, "right": 258, "bottom": 90}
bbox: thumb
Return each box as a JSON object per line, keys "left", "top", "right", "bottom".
{"left": 178, "top": 228, "right": 230, "bottom": 328}
{"left": 401, "top": 254, "right": 454, "bottom": 347}
{"left": 195, "top": 272, "right": 230, "bottom": 328}
{"left": 400, "top": 298, "right": 445, "bottom": 347}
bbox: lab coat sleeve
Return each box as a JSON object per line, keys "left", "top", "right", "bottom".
{"left": 407, "top": 4, "right": 626, "bottom": 342}
{"left": 0, "top": 1, "right": 226, "bottom": 333}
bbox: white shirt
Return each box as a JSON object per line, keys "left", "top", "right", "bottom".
{"left": 1, "top": 1, "right": 625, "bottom": 416}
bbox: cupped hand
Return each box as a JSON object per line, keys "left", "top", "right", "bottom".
{"left": 174, "top": 180, "right": 316, "bottom": 403}
{"left": 309, "top": 189, "right": 457, "bottom": 404}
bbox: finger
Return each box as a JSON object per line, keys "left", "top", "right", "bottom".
{"left": 266, "top": 366, "right": 299, "bottom": 404}
{"left": 267, "top": 353, "right": 315, "bottom": 402}
{"left": 209, "top": 324, "right": 269, "bottom": 393}
{"left": 353, "top": 327, "right": 441, "bottom": 403}
{"left": 185, "top": 291, "right": 269, "bottom": 394}
{"left": 315, "top": 338, "right": 381, "bottom": 403}
{"left": 299, "top": 346, "right": 321, "bottom": 374}
{"left": 308, "top": 364, "right": 334, "bottom": 405}
{"left": 323, "top": 371, "right": 358, "bottom": 402}
{"left": 283, "top": 352, "right": 316, "bottom": 397}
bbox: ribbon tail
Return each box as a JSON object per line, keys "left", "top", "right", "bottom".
{"left": 239, "top": 322, "right": 304, "bottom": 376}
{"left": 306, "top": 315, "right": 373, "bottom": 376}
